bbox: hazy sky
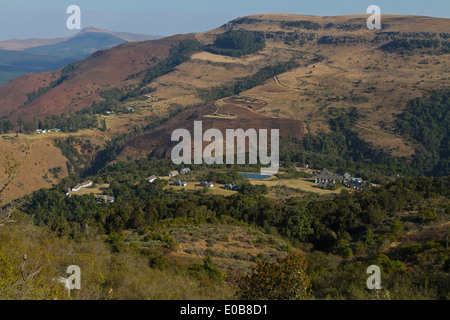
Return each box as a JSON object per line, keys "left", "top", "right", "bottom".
{"left": 0, "top": 0, "right": 449, "bottom": 40}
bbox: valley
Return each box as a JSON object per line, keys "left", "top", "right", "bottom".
{"left": 0, "top": 12, "right": 449, "bottom": 301}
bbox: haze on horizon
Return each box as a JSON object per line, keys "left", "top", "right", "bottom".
{"left": 0, "top": 0, "right": 449, "bottom": 41}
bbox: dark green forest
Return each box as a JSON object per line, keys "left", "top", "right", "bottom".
{"left": 3, "top": 86, "right": 450, "bottom": 299}
{"left": 380, "top": 38, "right": 450, "bottom": 54}
{"left": 396, "top": 90, "right": 449, "bottom": 176}
{"left": 205, "top": 30, "right": 266, "bottom": 57}
{"left": 0, "top": 119, "right": 13, "bottom": 134}
{"left": 282, "top": 21, "right": 321, "bottom": 30}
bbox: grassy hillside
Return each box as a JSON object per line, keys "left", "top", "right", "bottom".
{"left": 0, "top": 212, "right": 235, "bottom": 300}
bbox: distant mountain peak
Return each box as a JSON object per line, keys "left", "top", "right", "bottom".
{"left": 83, "top": 26, "right": 105, "bottom": 32}
{"left": 0, "top": 27, "right": 161, "bottom": 51}
{"left": 78, "top": 26, "right": 110, "bottom": 34}
{"left": 0, "top": 27, "right": 162, "bottom": 84}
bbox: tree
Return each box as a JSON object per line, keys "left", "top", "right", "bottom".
{"left": 101, "top": 119, "right": 107, "bottom": 132}
{"left": 236, "top": 251, "right": 311, "bottom": 300}
{"left": 418, "top": 209, "right": 437, "bottom": 222}
{"left": 0, "top": 119, "right": 13, "bottom": 134}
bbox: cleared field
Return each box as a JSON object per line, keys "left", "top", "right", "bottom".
{"left": 191, "top": 51, "right": 265, "bottom": 64}
{"left": 69, "top": 183, "right": 110, "bottom": 197}
{"left": 249, "top": 178, "right": 340, "bottom": 195}
{"left": 163, "top": 180, "right": 238, "bottom": 197}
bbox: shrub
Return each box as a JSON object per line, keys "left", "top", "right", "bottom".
{"left": 418, "top": 209, "right": 437, "bottom": 222}
{"left": 140, "top": 249, "right": 170, "bottom": 270}
{"left": 391, "top": 219, "right": 403, "bottom": 234}
{"left": 342, "top": 247, "right": 354, "bottom": 259}
{"left": 372, "top": 254, "right": 406, "bottom": 273}
{"left": 236, "top": 251, "right": 311, "bottom": 300}
{"left": 188, "top": 255, "right": 224, "bottom": 284}
{"left": 282, "top": 21, "right": 321, "bottom": 30}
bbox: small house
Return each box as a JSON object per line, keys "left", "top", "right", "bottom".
{"left": 169, "top": 170, "right": 179, "bottom": 178}
{"left": 180, "top": 168, "right": 191, "bottom": 175}
{"left": 146, "top": 175, "right": 157, "bottom": 183}
{"left": 96, "top": 195, "right": 115, "bottom": 203}
{"left": 81, "top": 180, "right": 93, "bottom": 188}
{"left": 314, "top": 168, "right": 352, "bottom": 185}
{"left": 224, "top": 183, "right": 237, "bottom": 191}
{"left": 71, "top": 180, "right": 93, "bottom": 192}
{"left": 200, "top": 181, "right": 214, "bottom": 188}
{"left": 174, "top": 180, "right": 187, "bottom": 187}
{"left": 71, "top": 184, "right": 82, "bottom": 192}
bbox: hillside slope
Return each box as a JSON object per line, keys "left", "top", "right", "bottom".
{"left": 0, "top": 37, "right": 189, "bottom": 120}
{"left": 0, "top": 27, "right": 162, "bottom": 84}
{"left": 0, "top": 14, "right": 448, "bottom": 198}
{"left": 119, "top": 14, "right": 449, "bottom": 159}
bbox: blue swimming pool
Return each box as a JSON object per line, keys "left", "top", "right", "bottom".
{"left": 239, "top": 173, "right": 271, "bottom": 180}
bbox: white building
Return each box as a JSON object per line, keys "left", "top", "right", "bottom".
{"left": 71, "top": 180, "right": 93, "bottom": 192}
{"left": 169, "top": 171, "right": 179, "bottom": 178}
{"left": 146, "top": 175, "right": 157, "bottom": 183}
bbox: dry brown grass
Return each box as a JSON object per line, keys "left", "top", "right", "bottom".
{"left": 0, "top": 135, "right": 69, "bottom": 201}
{"left": 191, "top": 51, "right": 265, "bottom": 64}
{"left": 249, "top": 178, "right": 340, "bottom": 195}
{"left": 0, "top": 130, "right": 112, "bottom": 202}
{"left": 192, "top": 14, "right": 449, "bottom": 157}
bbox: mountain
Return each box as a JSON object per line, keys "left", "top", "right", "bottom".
{"left": 0, "top": 50, "right": 75, "bottom": 86}
{"left": 0, "top": 14, "right": 449, "bottom": 302}
{"left": 0, "top": 14, "right": 448, "bottom": 200}
{"left": 0, "top": 34, "right": 190, "bottom": 120}
{"left": 0, "top": 27, "right": 162, "bottom": 84}
{"left": 118, "top": 14, "right": 449, "bottom": 163}
{"left": 0, "top": 27, "right": 161, "bottom": 51}
{"left": 2, "top": 15, "right": 447, "bottom": 145}
{"left": 23, "top": 32, "right": 127, "bottom": 59}
{"left": 0, "top": 37, "right": 67, "bottom": 51}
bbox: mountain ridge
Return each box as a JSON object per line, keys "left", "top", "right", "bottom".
{"left": 0, "top": 27, "right": 161, "bottom": 50}
{"left": 0, "top": 14, "right": 448, "bottom": 201}
{"left": 0, "top": 27, "right": 162, "bottom": 85}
